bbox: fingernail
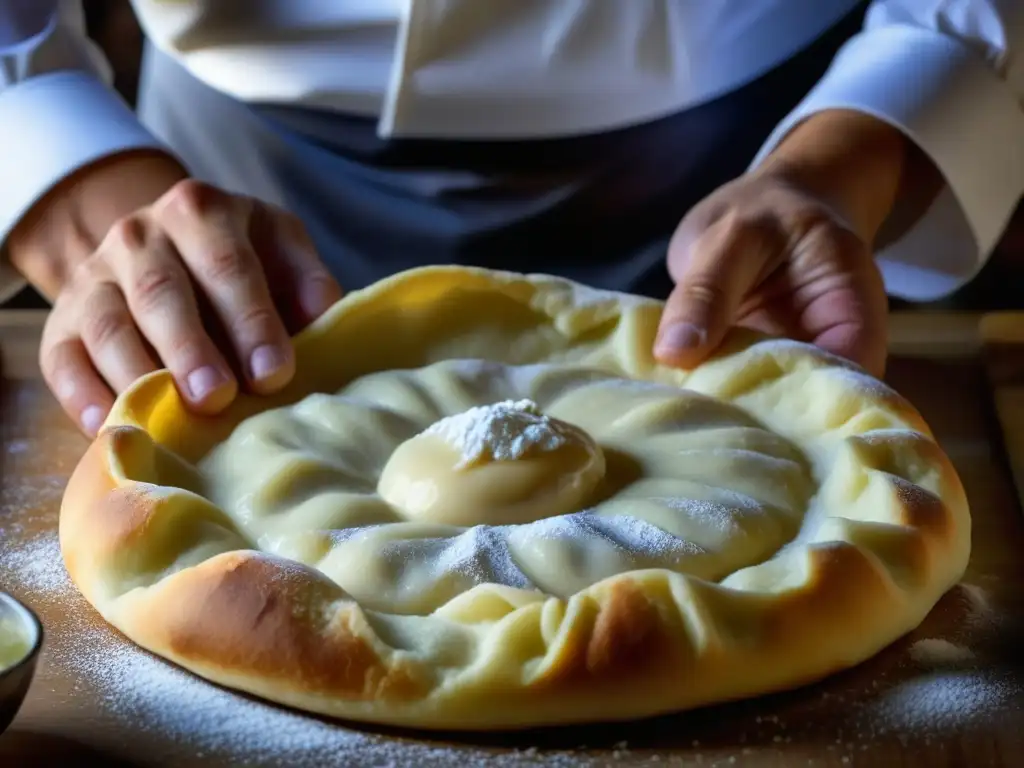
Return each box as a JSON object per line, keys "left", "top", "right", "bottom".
{"left": 655, "top": 322, "right": 706, "bottom": 356}
{"left": 81, "top": 405, "right": 106, "bottom": 436}
{"left": 249, "top": 344, "right": 290, "bottom": 382}
{"left": 187, "top": 366, "right": 229, "bottom": 401}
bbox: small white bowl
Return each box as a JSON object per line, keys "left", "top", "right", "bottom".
{"left": 0, "top": 591, "right": 43, "bottom": 734}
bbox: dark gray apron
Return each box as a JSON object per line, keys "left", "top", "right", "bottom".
{"left": 136, "top": 5, "right": 866, "bottom": 299}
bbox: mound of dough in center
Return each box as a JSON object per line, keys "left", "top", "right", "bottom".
{"left": 378, "top": 398, "right": 606, "bottom": 526}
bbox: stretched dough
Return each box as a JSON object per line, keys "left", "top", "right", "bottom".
{"left": 59, "top": 265, "right": 969, "bottom": 730}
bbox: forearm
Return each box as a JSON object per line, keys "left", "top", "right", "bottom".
{"left": 7, "top": 150, "right": 188, "bottom": 301}
{"left": 756, "top": 109, "right": 941, "bottom": 245}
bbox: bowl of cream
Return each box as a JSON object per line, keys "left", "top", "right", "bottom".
{"left": 0, "top": 591, "right": 42, "bottom": 734}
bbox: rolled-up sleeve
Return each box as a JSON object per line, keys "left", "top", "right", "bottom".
{"left": 0, "top": 1, "right": 167, "bottom": 301}
{"left": 751, "top": 1, "right": 1024, "bottom": 302}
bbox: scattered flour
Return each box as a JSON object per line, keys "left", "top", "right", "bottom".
{"left": 424, "top": 399, "right": 569, "bottom": 469}
{"left": 0, "top": 531, "right": 66, "bottom": 594}
{"left": 908, "top": 638, "right": 976, "bottom": 666}
{"left": 959, "top": 582, "right": 996, "bottom": 628}
{"left": 0, "top": 474, "right": 68, "bottom": 544}
{"left": 861, "top": 671, "right": 1017, "bottom": 733}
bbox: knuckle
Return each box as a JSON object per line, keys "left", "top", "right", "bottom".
{"left": 725, "top": 210, "right": 779, "bottom": 245}
{"left": 800, "top": 220, "right": 867, "bottom": 262}
{"left": 128, "top": 266, "right": 180, "bottom": 312}
{"left": 678, "top": 280, "right": 727, "bottom": 307}
{"left": 67, "top": 255, "right": 105, "bottom": 290}
{"left": 160, "top": 330, "right": 221, "bottom": 373}
{"left": 80, "top": 292, "right": 132, "bottom": 350}
{"left": 305, "top": 270, "right": 338, "bottom": 295}
{"left": 714, "top": 211, "right": 786, "bottom": 264}
{"left": 163, "top": 334, "right": 206, "bottom": 365}
{"left": 105, "top": 214, "right": 149, "bottom": 251}
{"left": 160, "top": 178, "right": 225, "bottom": 219}
{"left": 229, "top": 302, "right": 281, "bottom": 339}
{"left": 200, "top": 245, "right": 251, "bottom": 283}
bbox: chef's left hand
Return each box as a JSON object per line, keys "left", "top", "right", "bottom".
{"left": 655, "top": 110, "right": 920, "bottom": 380}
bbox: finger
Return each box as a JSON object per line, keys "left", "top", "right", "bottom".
{"left": 736, "top": 289, "right": 884, "bottom": 373}
{"left": 734, "top": 306, "right": 790, "bottom": 339}
{"left": 790, "top": 226, "right": 889, "bottom": 378}
{"left": 656, "top": 212, "right": 785, "bottom": 368}
{"left": 77, "top": 280, "right": 161, "bottom": 393}
{"left": 801, "top": 271, "right": 888, "bottom": 378}
{"left": 250, "top": 205, "right": 342, "bottom": 333}
{"left": 815, "top": 316, "right": 887, "bottom": 378}
{"left": 156, "top": 181, "right": 295, "bottom": 394}
{"left": 103, "top": 215, "right": 239, "bottom": 413}
{"left": 40, "top": 328, "right": 115, "bottom": 438}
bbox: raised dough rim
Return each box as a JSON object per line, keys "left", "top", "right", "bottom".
{"left": 58, "top": 265, "right": 971, "bottom": 730}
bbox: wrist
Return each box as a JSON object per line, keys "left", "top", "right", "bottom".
{"left": 7, "top": 149, "right": 188, "bottom": 301}
{"left": 756, "top": 109, "right": 907, "bottom": 243}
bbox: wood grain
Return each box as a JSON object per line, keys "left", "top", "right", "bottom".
{"left": 2, "top": 310, "right": 1024, "bottom": 767}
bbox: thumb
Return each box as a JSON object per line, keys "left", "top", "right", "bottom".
{"left": 655, "top": 214, "right": 782, "bottom": 368}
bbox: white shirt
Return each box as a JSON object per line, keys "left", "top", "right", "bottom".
{"left": 1, "top": 0, "right": 1022, "bottom": 303}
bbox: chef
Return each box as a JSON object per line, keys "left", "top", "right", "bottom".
{"left": 0, "top": 1, "right": 1021, "bottom": 435}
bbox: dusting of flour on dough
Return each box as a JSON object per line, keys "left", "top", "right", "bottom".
{"left": 417, "top": 511, "right": 705, "bottom": 589}
{"left": 425, "top": 399, "right": 568, "bottom": 468}
{"left": 659, "top": 495, "right": 761, "bottom": 536}
{"left": 524, "top": 511, "right": 705, "bottom": 561}
{"left": 429, "top": 525, "right": 534, "bottom": 588}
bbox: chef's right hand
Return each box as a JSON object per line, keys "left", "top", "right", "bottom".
{"left": 38, "top": 178, "right": 342, "bottom": 437}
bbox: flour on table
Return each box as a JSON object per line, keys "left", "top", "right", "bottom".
{"left": 861, "top": 671, "right": 1016, "bottom": 733}
{"left": 0, "top": 532, "right": 67, "bottom": 594}
{"left": 908, "top": 638, "right": 976, "bottom": 666}
{"left": 425, "top": 399, "right": 568, "bottom": 468}
{"left": 958, "top": 583, "right": 996, "bottom": 627}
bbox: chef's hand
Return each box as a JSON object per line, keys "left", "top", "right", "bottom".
{"left": 655, "top": 110, "right": 921, "bottom": 380}
{"left": 25, "top": 165, "right": 341, "bottom": 436}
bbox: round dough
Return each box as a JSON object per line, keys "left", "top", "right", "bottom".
{"left": 59, "top": 265, "right": 970, "bottom": 730}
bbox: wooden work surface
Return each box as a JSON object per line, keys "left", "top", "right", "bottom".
{"left": 2, "top": 311, "right": 1024, "bottom": 768}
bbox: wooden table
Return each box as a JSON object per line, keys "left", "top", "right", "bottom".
{"left": 2, "top": 310, "right": 1024, "bottom": 768}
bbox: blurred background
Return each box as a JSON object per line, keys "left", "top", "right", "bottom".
{"left": 13, "top": 1, "right": 1020, "bottom": 310}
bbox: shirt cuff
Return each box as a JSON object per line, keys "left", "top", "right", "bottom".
{"left": 751, "top": 24, "right": 1024, "bottom": 302}
{"left": 0, "top": 70, "right": 169, "bottom": 302}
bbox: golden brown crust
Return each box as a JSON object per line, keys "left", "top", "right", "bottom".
{"left": 58, "top": 265, "right": 971, "bottom": 730}
{"left": 122, "top": 552, "right": 431, "bottom": 703}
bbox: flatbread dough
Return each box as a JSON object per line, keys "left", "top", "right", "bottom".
{"left": 60, "top": 265, "right": 969, "bottom": 730}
